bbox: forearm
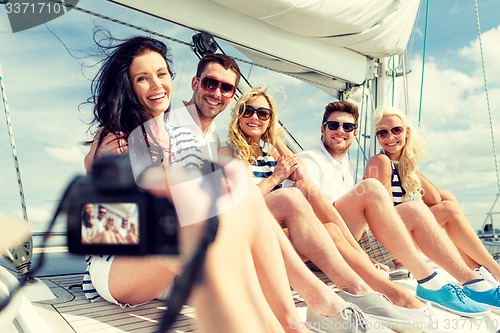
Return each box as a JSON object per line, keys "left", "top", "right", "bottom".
{"left": 257, "top": 175, "right": 283, "bottom": 196}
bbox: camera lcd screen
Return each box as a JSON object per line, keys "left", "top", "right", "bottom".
{"left": 81, "top": 202, "right": 139, "bottom": 246}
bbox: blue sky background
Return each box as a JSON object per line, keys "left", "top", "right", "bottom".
{"left": 0, "top": 0, "right": 499, "bottom": 234}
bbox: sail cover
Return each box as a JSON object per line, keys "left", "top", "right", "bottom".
{"left": 109, "top": 0, "right": 420, "bottom": 96}
{"left": 211, "top": 0, "right": 420, "bottom": 58}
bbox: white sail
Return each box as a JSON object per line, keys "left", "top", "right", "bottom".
{"left": 109, "top": 0, "right": 420, "bottom": 96}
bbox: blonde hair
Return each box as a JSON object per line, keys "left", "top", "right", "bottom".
{"left": 105, "top": 217, "right": 115, "bottom": 231}
{"left": 373, "top": 106, "right": 428, "bottom": 201}
{"left": 227, "top": 87, "right": 282, "bottom": 165}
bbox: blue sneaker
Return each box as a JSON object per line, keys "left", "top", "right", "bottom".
{"left": 464, "top": 285, "right": 500, "bottom": 314}
{"left": 416, "top": 283, "right": 489, "bottom": 317}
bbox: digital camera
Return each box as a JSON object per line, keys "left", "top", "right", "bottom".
{"left": 64, "top": 154, "right": 179, "bottom": 256}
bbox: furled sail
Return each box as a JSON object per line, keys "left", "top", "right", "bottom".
{"left": 109, "top": 0, "right": 420, "bottom": 96}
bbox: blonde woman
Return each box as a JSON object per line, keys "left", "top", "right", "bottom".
{"left": 365, "top": 106, "right": 500, "bottom": 312}
{"left": 126, "top": 222, "right": 138, "bottom": 244}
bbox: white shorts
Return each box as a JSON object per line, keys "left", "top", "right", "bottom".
{"left": 88, "top": 255, "right": 173, "bottom": 308}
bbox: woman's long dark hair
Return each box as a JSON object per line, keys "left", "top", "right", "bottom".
{"left": 81, "top": 204, "right": 93, "bottom": 228}
{"left": 88, "top": 28, "right": 174, "bottom": 153}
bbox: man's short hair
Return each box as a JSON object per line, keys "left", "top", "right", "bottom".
{"left": 196, "top": 53, "right": 241, "bottom": 87}
{"left": 322, "top": 101, "right": 359, "bottom": 126}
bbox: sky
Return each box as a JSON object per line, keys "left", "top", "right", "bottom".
{"left": 0, "top": 0, "right": 499, "bottom": 234}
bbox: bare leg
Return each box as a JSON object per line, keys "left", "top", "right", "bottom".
{"left": 228, "top": 179, "right": 310, "bottom": 333}
{"left": 265, "top": 187, "right": 373, "bottom": 295}
{"left": 430, "top": 198, "right": 500, "bottom": 280}
{"left": 396, "top": 201, "right": 479, "bottom": 284}
{"left": 322, "top": 222, "right": 423, "bottom": 309}
{"left": 333, "top": 179, "right": 436, "bottom": 281}
{"left": 294, "top": 178, "right": 363, "bottom": 252}
{"left": 194, "top": 197, "right": 283, "bottom": 333}
{"left": 271, "top": 221, "right": 348, "bottom": 316}
{"left": 249, "top": 213, "right": 310, "bottom": 332}
{"left": 109, "top": 256, "right": 179, "bottom": 304}
{"left": 292, "top": 179, "right": 423, "bottom": 308}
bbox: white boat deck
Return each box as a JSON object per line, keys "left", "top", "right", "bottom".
{"left": 21, "top": 267, "right": 331, "bottom": 332}
{"left": 31, "top": 274, "right": 199, "bottom": 333}
{"left": 7, "top": 260, "right": 500, "bottom": 333}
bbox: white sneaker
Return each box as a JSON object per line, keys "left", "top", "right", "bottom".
{"left": 306, "top": 302, "right": 394, "bottom": 332}
{"left": 338, "top": 291, "right": 422, "bottom": 333}
{"left": 395, "top": 302, "right": 437, "bottom": 332}
{"left": 474, "top": 266, "right": 500, "bottom": 287}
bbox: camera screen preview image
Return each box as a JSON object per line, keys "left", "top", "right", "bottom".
{"left": 81, "top": 202, "right": 139, "bottom": 245}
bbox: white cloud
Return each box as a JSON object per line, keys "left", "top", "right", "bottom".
{"left": 45, "top": 146, "right": 87, "bottom": 163}
{"left": 459, "top": 25, "right": 500, "bottom": 86}
{"left": 450, "top": 5, "right": 460, "bottom": 15}
{"left": 391, "top": 25, "right": 500, "bottom": 230}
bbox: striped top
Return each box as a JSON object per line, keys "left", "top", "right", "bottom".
{"left": 251, "top": 148, "right": 282, "bottom": 191}
{"left": 168, "top": 124, "right": 205, "bottom": 169}
{"left": 83, "top": 123, "right": 204, "bottom": 304}
{"left": 390, "top": 161, "right": 406, "bottom": 206}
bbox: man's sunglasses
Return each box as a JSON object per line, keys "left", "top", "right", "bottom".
{"left": 322, "top": 120, "right": 357, "bottom": 133}
{"left": 198, "top": 76, "right": 236, "bottom": 98}
{"left": 239, "top": 105, "right": 272, "bottom": 121}
{"left": 375, "top": 126, "right": 405, "bottom": 140}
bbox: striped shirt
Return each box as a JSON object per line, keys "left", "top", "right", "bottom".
{"left": 251, "top": 149, "right": 282, "bottom": 191}
{"left": 169, "top": 124, "right": 205, "bottom": 169}
{"left": 390, "top": 161, "right": 406, "bottom": 206}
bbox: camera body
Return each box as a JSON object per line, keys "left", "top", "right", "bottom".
{"left": 66, "top": 155, "right": 178, "bottom": 256}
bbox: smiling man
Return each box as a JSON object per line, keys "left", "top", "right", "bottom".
{"left": 166, "top": 53, "right": 240, "bottom": 162}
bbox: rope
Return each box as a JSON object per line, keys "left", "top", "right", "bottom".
{"left": 391, "top": 57, "right": 396, "bottom": 106}
{"left": 49, "top": 0, "right": 191, "bottom": 47}
{"left": 387, "top": 55, "right": 401, "bottom": 107}
{"left": 46, "top": 0, "right": 341, "bottom": 92}
{"left": 0, "top": 61, "right": 29, "bottom": 223}
{"left": 417, "top": 0, "right": 430, "bottom": 127}
{"left": 42, "top": 0, "right": 327, "bottom": 154}
{"left": 402, "top": 51, "right": 410, "bottom": 116}
{"left": 474, "top": 0, "right": 500, "bottom": 192}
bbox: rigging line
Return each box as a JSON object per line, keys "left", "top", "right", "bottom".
{"left": 0, "top": 61, "right": 29, "bottom": 224}
{"left": 50, "top": 0, "right": 340, "bottom": 91}
{"left": 51, "top": 0, "right": 306, "bottom": 150}
{"left": 172, "top": 46, "right": 190, "bottom": 107}
{"left": 406, "top": 0, "right": 421, "bottom": 62}
{"left": 387, "top": 54, "right": 402, "bottom": 108}
{"left": 354, "top": 81, "right": 370, "bottom": 182}
{"left": 49, "top": 0, "right": 192, "bottom": 47}
{"left": 474, "top": 0, "right": 500, "bottom": 192}
{"left": 47, "top": 0, "right": 328, "bottom": 151}
{"left": 369, "top": 80, "right": 379, "bottom": 156}
{"left": 352, "top": 81, "right": 372, "bottom": 174}
{"left": 402, "top": 51, "right": 410, "bottom": 116}
{"left": 391, "top": 56, "right": 396, "bottom": 107}
{"left": 417, "top": 0, "right": 430, "bottom": 127}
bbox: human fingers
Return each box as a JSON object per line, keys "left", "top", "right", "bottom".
{"left": 282, "top": 156, "right": 298, "bottom": 172}
{"left": 98, "top": 134, "right": 128, "bottom": 157}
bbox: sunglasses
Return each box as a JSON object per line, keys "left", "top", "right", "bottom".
{"left": 240, "top": 105, "right": 272, "bottom": 121}
{"left": 322, "top": 120, "right": 357, "bottom": 133}
{"left": 198, "top": 76, "right": 236, "bottom": 98}
{"left": 375, "top": 126, "right": 405, "bottom": 140}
